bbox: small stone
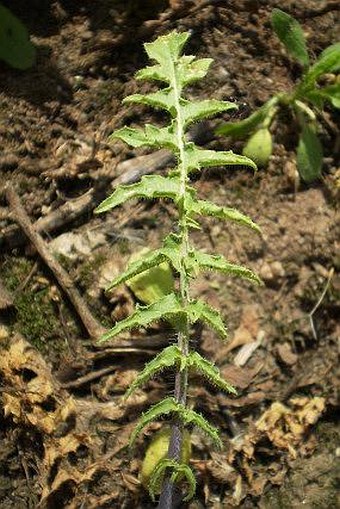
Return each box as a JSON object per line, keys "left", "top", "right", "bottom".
{"left": 259, "top": 262, "right": 273, "bottom": 282}
{"left": 271, "top": 261, "right": 285, "bottom": 278}
{"left": 277, "top": 342, "right": 298, "bottom": 366}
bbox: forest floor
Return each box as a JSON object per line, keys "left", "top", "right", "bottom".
{"left": 0, "top": 1, "right": 339, "bottom": 508}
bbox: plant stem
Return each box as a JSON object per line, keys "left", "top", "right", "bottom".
{"left": 158, "top": 57, "right": 191, "bottom": 509}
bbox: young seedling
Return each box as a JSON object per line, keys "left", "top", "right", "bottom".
{"left": 216, "top": 8, "right": 340, "bottom": 183}
{"left": 95, "top": 31, "right": 261, "bottom": 505}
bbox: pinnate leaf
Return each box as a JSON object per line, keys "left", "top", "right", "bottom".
{"left": 271, "top": 9, "right": 309, "bottom": 67}
{"left": 95, "top": 175, "right": 184, "bottom": 213}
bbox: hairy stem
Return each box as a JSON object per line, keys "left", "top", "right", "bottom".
{"left": 158, "top": 55, "right": 191, "bottom": 509}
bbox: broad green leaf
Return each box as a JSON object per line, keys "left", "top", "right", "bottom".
{"left": 110, "top": 124, "right": 177, "bottom": 151}
{"left": 125, "top": 346, "right": 182, "bottom": 398}
{"left": 97, "top": 293, "right": 184, "bottom": 343}
{"left": 299, "top": 43, "right": 340, "bottom": 93}
{"left": 187, "top": 299, "right": 228, "bottom": 339}
{"left": 183, "top": 144, "right": 257, "bottom": 173}
{"left": 242, "top": 128, "right": 273, "bottom": 167}
{"left": 130, "top": 397, "right": 179, "bottom": 447}
{"left": 271, "top": 9, "right": 309, "bottom": 67}
{"left": 182, "top": 99, "right": 237, "bottom": 128}
{"left": 124, "top": 89, "right": 176, "bottom": 116}
{"left": 297, "top": 123, "right": 323, "bottom": 183}
{"left": 190, "top": 198, "right": 261, "bottom": 233}
{"left": 188, "top": 351, "right": 236, "bottom": 394}
{"left": 215, "top": 96, "right": 279, "bottom": 139}
{"left": 180, "top": 407, "right": 222, "bottom": 448}
{"left": 186, "top": 250, "right": 262, "bottom": 285}
{"left": 148, "top": 459, "right": 196, "bottom": 502}
{"left": 0, "top": 5, "right": 36, "bottom": 70}
{"left": 94, "top": 175, "right": 183, "bottom": 213}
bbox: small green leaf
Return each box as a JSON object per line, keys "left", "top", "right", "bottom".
{"left": 271, "top": 8, "right": 309, "bottom": 67}
{"left": 124, "top": 89, "right": 176, "bottom": 116}
{"left": 136, "top": 64, "right": 169, "bottom": 83}
{"left": 297, "top": 123, "right": 323, "bottom": 183}
{"left": 216, "top": 97, "right": 279, "bottom": 139}
{"left": 94, "top": 175, "right": 183, "bottom": 213}
{"left": 0, "top": 5, "right": 36, "bottom": 70}
{"left": 180, "top": 407, "right": 222, "bottom": 448}
{"left": 111, "top": 124, "right": 177, "bottom": 151}
{"left": 305, "top": 83, "right": 340, "bottom": 109}
{"left": 187, "top": 299, "right": 228, "bottom": 339}
{"left": 97, "top": 293, "right": 183, "bottom": 343}
{"left": 130, "top": 397, "right": 179, "bottom": 447}
{"left": 190, "top": 198, "right": 261, "bottom": 233}
{"left": 141, "top": 428, "right": 192, "bottom": 494}
{"left": 186, "top": 250, "right": 262, "bottom": 285}
{"left": 299, "top": 43, "right": 340, "bottom": 93}
{"left": 182, "top": 99, "right": 237, "bottom": 128}
{"left": 188, "top": 352, "right": 236, "bottom": 395}
{"left": 177, "top": 56, "right": 213, "bottom": 86}
{"left": 183, "top": 144, "right": 257, "bottom": 173}
{"left": 125, "top": 346, "right": 182, "bottom": 399}
{"left": 144, "top": 31, "right": 190, "bottom": 66}
{"left": 242, "top": 128, "right": 273, "bottom": 167}
{"left": 148, "top": 459, "right": 196, "bottom": 502}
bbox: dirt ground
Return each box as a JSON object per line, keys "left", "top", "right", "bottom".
{"left": 0, "top": 1, "right": 339, "bottom": 508}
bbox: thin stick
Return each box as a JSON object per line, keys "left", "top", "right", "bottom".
{"left": 308, "top": 267, "right": 334, "bottom": 340}
{"left": 5, "top": 184, "right": 107, "bottom": 341}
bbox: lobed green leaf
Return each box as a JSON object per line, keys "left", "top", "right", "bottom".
{"left": 177, "top": 56, "right": 213, "bottom": 87}
{"left": 97, "top": 293, "right": 184, "bottom": 343}
{"left": 124, "top": 89, "right": 176, "bottom": 116}
{"left": 144, "top": 31, "right": 190, "bottom": 67}
{"left": 125, "top": 346, "right": 182, "bottom": 399}
{"left": 190, "top": 198, "right": 261, "bottom": 233}
{"left": 130, "top": 397, "right": 179, "bottom": 447}
{"left": 181, "top": 99, "right": 237, "bottom": 128}
{"left": 183, "top": 144, "right": 257, "bottom": 173}
{"left": 187, "top": 299, "right": 228, "bottom": 339}
{"left": 271, "top": 8, "right": 309, "bottom": 67}
{"left": 180, "top": 407, "right": 222, "bottom": 448}
{"left": 186, "top": 250, "right": 262, "bottom": 285}
{"left": 299, "top": 43, "right": 340, "bottom": 94}
{"left": 94, "top": 175, "right": 184, "bottom": 213}
{"left": 188, "top": 351, "right": 237, "bottom": 394}
{"left": 111, "top": 124, "right": 177, "bottom": 150}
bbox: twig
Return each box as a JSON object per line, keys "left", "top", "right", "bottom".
{"left": 5, "top": 184, "right": 107, "bottom": 341}
{"left": 308, "top": 267, "right": 334, "bottom": 341}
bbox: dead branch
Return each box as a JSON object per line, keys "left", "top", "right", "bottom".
{"left": 5, "top": 184, "right": 107, "bottom": 341}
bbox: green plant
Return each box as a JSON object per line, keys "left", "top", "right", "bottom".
{"left": 0, "top": 3, "right": 36, "bottom": 70}
{"left": 216, "top": 8, "right": 340, "bottom": 183}
{"left": 95, "top": 31, "right": 261, "bottom": 505}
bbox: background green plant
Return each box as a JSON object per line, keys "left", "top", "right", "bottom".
{"left": 95, "top": 31, "right": 261, "bottom": 504}
{"left": 216, "top": 8, "right": 340, "bottom": 183}
{"left": 0, "top": 3, "right": 36, "bottom": 70}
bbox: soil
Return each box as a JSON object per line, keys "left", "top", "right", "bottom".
{"left": 0, "top": 1, "right": 339, "bottom": 508}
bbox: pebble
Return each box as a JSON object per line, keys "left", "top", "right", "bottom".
{"left": 0, "top": 325, "right": 9, "bottom": 340}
